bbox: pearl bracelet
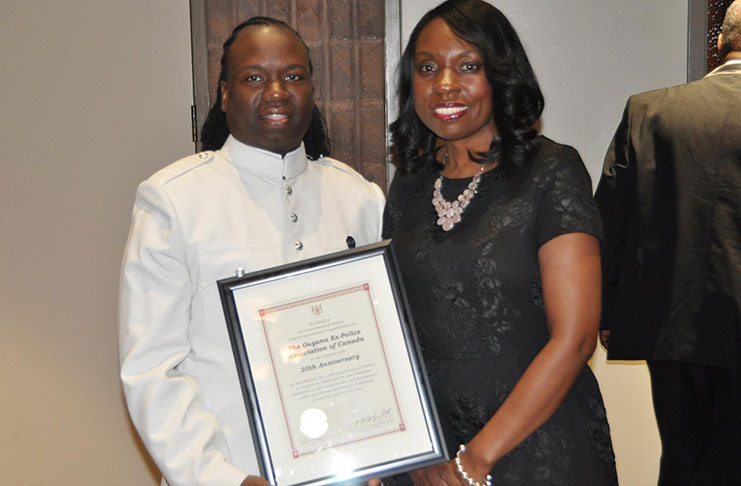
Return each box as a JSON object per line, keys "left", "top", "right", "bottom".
{"left": 454, "top": 444, "right": 492, "bottom": 486}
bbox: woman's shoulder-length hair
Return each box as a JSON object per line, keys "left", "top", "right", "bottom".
{"left": 391, "top": 0, "right": 544, "bottom": 175}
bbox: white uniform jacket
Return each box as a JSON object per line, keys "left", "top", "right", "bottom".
{"left": 119, "top": 135, "right": 385, "bottom": 486}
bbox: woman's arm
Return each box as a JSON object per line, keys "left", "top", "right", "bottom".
{"left": 411, "top": 232, "right": 601, "bottom": 486}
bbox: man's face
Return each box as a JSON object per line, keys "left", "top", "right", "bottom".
{"left": 221, "top": 26, "right": 314, "bottom": 156}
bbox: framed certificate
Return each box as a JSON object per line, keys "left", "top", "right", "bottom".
{"left": 218, "top": 240, "right": 448, "bottom": 486}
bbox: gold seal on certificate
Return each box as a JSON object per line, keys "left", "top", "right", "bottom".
{"left": 219, "top": 241, "right": 447, "bottom": 486}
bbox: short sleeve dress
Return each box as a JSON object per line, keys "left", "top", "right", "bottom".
{"left": 383, "top": 137, "right": 617, "bottom": 485}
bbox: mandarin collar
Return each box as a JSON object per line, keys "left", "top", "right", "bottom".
{"left": 219, "top": 135, "right": 308, "bottom": 181}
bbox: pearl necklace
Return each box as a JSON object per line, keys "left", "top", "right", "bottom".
{"left": 432, "top": 153, "right": 486, "bottom": 232}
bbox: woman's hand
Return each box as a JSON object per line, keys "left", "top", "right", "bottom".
{"left": 454, "top": 443, "right": 492, "bottom": 486}
{"left": 409, "top": 460, "right": 466, "bottom": 486}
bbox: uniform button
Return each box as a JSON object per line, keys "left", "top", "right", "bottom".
{"left": 294, "top": 241, "right": 303, "bottom": 250}
{"left": 285, "top": 186, "right": 293, "bottom": 195}
{"left": 290, "top": 213, "right": 298, "bottom": 223}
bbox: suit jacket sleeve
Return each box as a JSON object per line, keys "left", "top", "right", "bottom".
{"left": 594, "top": 99, "right": 637, "bottom": 332}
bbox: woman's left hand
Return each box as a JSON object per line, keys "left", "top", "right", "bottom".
{"left": 409, "top": 460, "right": 465, "bottom": 486}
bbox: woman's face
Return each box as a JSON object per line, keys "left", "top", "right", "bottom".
{"left": 413, "top": 17, "right": 496, "bottom": 149}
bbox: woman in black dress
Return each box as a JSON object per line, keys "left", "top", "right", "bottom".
{"left": 383, "top": 1, "right": 617, "bottom": 484}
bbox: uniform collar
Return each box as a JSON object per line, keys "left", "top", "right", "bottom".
{"left": 219, "top": 135, "right": 308, "bottom": 181}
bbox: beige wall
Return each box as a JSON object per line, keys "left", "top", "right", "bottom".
{"left": 0, "top": 1, "right": 192, "bottom": 484}
{"left": 395, "top": 1, "right": 689, "bottom": 484}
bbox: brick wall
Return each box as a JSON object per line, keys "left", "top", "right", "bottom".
{"left": 203, "top": 0, "right": 388, "bottom": 189}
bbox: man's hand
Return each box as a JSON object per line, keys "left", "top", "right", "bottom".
{"left": 242, "top": 475, "right": 270, "bottom": 486}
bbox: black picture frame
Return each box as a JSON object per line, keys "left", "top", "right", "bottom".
{"left": 218, "top": 240, "right": 448, "bottom": 486}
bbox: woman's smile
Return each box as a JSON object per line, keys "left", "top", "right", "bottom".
{"left": 432, "top": 103, "right": 469, "bottom": 121}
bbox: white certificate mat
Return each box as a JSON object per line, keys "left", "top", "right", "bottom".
{"left": 220, "top": 242, "right": 447, "bottom": 486}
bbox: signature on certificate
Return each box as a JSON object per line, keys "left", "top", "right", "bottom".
{"left": 347, "top": 407, "right": 394, "bottom": 429}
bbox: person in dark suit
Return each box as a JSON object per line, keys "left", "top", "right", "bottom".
{"left": 595, "top": 2, "right": 741, "bottom": 484}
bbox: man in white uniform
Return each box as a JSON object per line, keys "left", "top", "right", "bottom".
{"left": 118, "top": 17, "right": 385, "bottom": 486}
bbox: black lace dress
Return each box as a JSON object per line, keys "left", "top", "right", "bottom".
{"left": 383, "top": 137, "right": 618, "bottom": 485}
